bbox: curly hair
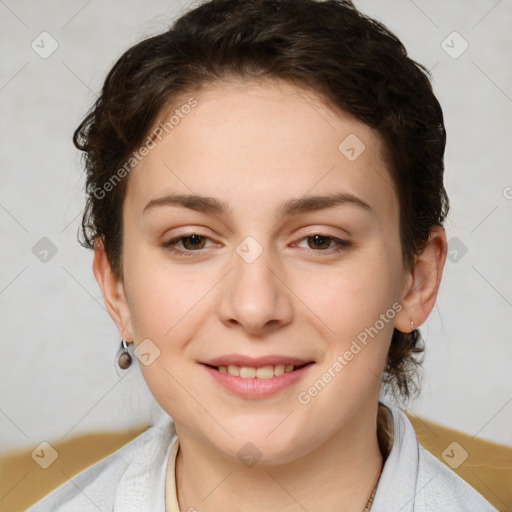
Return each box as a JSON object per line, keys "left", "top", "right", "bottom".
{"left": 74, "top": 0, "right": 449, "bottom": 401}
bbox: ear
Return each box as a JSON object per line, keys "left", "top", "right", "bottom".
{"left": 92, "top": 237, "right": 134, "bottom": 341}
{"left": 395, "top": 225, "right": 448, "bottom": 333}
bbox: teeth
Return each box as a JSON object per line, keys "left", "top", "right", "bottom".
{"left": 227, "top": 365, "right": 240, "bottom": 377}
{"left": 239, "top": 366, "right": 256, "bottom": 378}
{"left": 274, "top": 364, "right": 285, "bottom": 376}
{"left": 217, "top": 363, "right": 299, "bottom": 378}
{"left": 255, "top": 365, "right": 274, "bottom": 379}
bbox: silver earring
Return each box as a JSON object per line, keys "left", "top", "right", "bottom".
{"left": 410, "top": 320, "right": 415, "bottom": 332}
{"left": 117, "top": 339, "right": 133, "bottom": 370}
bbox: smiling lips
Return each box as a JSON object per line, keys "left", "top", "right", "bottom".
{"left": 214, "top": 363, "right": 306, "bottom": 379}
{"left": 201, "top": 354, "right": 314, "bottom": 382}
{"left": 201, "top": 356, "right": 315, "bottom": 398}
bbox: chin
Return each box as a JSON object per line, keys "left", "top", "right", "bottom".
{"left": 203, "top": 416, "right": 315, "bottom": 467}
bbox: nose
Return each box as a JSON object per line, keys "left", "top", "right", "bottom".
{"left": 216, "top": 241, "right": 294, "bottom": 336}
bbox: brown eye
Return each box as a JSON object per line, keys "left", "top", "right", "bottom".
{"left": 181, "top": 234, "right": 207, "bottom": 250}
{"left": 162, "top": 233, "right": 215, "bottom": 257}
{"left": 294, "top": 233, "right": 351, "bottom": 254}
{"left": 306, "top": 234, "right": 334, "bottom": 250}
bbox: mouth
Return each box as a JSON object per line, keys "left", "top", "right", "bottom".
{"left": 201, "top": 358, "right": 315, "bottom": 400}
{"left": 203, "top": 361, "right": 314, "bottom": 379}
{"left": 199, "top": 356, "right": 315, "bottom": 398}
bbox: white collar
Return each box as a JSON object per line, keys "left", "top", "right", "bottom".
{"left": 111, "top": 404, "right": 497, "bottom": 512}
{"left": 113, "top": 415, "right": 176, "bottom": 512}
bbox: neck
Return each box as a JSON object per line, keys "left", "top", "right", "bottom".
{"left": 174, "top": 402, "right": 388, "bottom": 512}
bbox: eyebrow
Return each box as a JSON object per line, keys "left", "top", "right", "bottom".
{"left": 142, "top": 192, "right": 373, "bottom": 217}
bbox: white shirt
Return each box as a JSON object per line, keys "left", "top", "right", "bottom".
{"left": 25, "top": 404, "right": 498, "bottom": 511}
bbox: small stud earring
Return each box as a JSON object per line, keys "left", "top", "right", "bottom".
{"left": 117, "top": 339, "right": 133, "bottom": 370}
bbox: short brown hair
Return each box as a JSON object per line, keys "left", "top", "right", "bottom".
{"left": 74, "top": 0, "right": 449, "bottom": 400}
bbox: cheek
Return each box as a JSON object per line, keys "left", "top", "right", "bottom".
{"left": 123, "top": 243, "right": 203, "bottom": 335}
{"left": 296, "top": 254, "right": 400, "bottom": 392}
{"left": 293, "top": 267, "right": 397, "bottom": 417}
{"left": 304, "top": 256, "right": 399, "bottom": 330}
{"left": 122, "top": 251, "right": 211, "bottom": 416}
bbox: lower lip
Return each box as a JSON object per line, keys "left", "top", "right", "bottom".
{"left": 202, "top": 363, "right": 314, "bottom": 399}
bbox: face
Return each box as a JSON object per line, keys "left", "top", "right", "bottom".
{"left": 111, "top": 80, "right": 413, "bottom": 464}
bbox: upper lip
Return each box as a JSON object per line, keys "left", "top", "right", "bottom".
{"left": 201, "top": 354, "right": 314, "bottom": 367}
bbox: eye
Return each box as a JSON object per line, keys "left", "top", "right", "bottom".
{"left": 162, "top": 233, "right": 216, "bottom": 256}
{"left": 294, "top": 233, "right": 350, "bottom": 253}
{"left": 162, "top": 232, "right": 351, "bottom": 258}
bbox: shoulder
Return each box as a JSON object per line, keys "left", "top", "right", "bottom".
{"left": 373, "top": 404, "right": 498, "bottom": 512}
{"left": 25, "top": 415, "right": 177, "bottom": 512}
{"left": 415, "top": 438, "right": 498, "bottom": 511}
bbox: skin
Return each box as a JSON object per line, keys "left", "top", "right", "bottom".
{"left": 93, "top": 79, "right": 447, "bottom": 512}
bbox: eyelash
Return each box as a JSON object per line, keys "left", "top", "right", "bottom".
{"left": 161, "top": 232, "right": 351, "bottom": 257}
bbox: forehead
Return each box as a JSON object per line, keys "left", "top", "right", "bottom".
{"left": 125, "top": 79, "right": 398, "bottom": 223}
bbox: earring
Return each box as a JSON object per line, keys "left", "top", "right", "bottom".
{"left": 117, "top": 339, "right": 133, "bottom": 370}
{"left": 410, "top": 320, "right": 415, "bottom": 332}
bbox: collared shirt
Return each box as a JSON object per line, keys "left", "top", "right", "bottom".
{"left": 25, "top": 404, "right": 498, "bottom": 511}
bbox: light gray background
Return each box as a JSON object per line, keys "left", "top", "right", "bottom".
{"left": 1, "top": 0, "right": 511, "bottom": 455}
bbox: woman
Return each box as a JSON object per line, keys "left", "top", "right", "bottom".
{"left": 26, "top": 0, "right": 498, "bottom": 510}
